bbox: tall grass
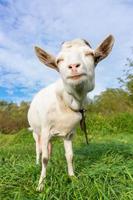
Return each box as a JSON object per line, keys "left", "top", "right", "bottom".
{"left": 86, "top": 112, "right": 133, "bottom": 135}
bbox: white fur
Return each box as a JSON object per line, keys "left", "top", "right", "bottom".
{"left": 28, "top": 36, "right": 114, "bottom": 191}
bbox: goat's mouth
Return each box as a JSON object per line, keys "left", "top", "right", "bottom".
{"left": 67, "top": 73, "right": 87, "bottom": 80}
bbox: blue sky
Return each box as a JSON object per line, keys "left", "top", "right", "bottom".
{"left": 0, "top": 0, "right": 133, "bottom": 102}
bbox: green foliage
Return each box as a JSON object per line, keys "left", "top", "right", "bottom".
{"left": 0, "top": 129, "right": 133, "bottom": 200}
{"left": 88, "top": 88, "right": 132, "bottom": 114}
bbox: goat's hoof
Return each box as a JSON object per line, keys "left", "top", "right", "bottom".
{"left": 36, "top": 184, "right": 44, "bottom": 192}
{"left": 69, "top": 175, "right": 78, "bottom": 183}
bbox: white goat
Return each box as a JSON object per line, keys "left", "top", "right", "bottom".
{"left": 28, "top": 35, "right": 114, "bottom": 191}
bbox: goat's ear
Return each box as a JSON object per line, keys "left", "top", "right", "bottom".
{"left": 34, "top": 46, "right": 58, "bottom": 71}
{"left": 94, "top": 35, "right": 115, "bottom": 64}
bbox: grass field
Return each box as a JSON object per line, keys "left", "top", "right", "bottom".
{"left": 0, "top": 127, "right": 133, "bottom": 200}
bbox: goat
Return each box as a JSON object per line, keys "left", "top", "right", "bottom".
{"left": 28, "top": 35, "right": 114, "bottom": 191}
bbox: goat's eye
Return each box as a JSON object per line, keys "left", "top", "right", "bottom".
{"left": 85, "top": 52, "right": 94, "bottom": 57}
{"left": 57, "top": 58, "right": 64, "bottom": 64}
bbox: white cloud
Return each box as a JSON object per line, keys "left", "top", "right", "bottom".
{"left": 0, "top": 0, "right": 133, "bottom": 101}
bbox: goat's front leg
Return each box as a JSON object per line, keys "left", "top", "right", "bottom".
{"left": 37, "top": 130, "right": 50, "bottom": 191}
{"left": 64, "top": 138, "right": 74, "bottom": 176}
{"left": 33, "top": 132, "right": 41, "bottom": 165}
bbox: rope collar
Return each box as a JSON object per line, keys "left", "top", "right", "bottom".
{"left": 66, "top": 104, "right": 89, "bottom": 145}
{"left": 79, "top": 109, "right": 89, "bottom": 145}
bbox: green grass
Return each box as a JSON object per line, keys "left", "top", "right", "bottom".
{"left": 0, "top": 129, "right": 133, "bottom": 200}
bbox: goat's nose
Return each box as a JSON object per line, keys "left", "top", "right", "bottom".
{"left": 68, "top": 63, "right": 80, "bottom": 70}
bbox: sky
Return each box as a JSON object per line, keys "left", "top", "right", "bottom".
{"left": 0, "top": 0, "right": 133, "bottom": 103}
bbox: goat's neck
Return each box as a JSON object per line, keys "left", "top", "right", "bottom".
{"left": 63, "top": 81, "right": 88, "bottom": 111}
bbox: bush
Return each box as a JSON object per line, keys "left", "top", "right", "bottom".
{"left": 0, "top": 101, "right": 29, "bottom": 134}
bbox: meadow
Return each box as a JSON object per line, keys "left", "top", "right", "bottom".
{"left": 0, "top": 113, "right": 133, "bottom": 200}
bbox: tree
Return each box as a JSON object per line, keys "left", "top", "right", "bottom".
{"left": 118, "top": 51, "right": 133, "bottom": 102}
{"left": 88, "top": 88, "right": 130, "bottom": 114}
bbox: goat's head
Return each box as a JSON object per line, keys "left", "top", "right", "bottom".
{"left": 35, "top": 35, "right": 114, "bottom": 92}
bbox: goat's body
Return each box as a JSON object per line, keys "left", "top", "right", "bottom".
{"left": 28, "top": 79, "right": 83, "bottom": 190}
{"left": 28, "top": 79, "right": 82, "bottom": 138}
{"left": 28, "top": 36, "right": 114, "bottom": 191}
